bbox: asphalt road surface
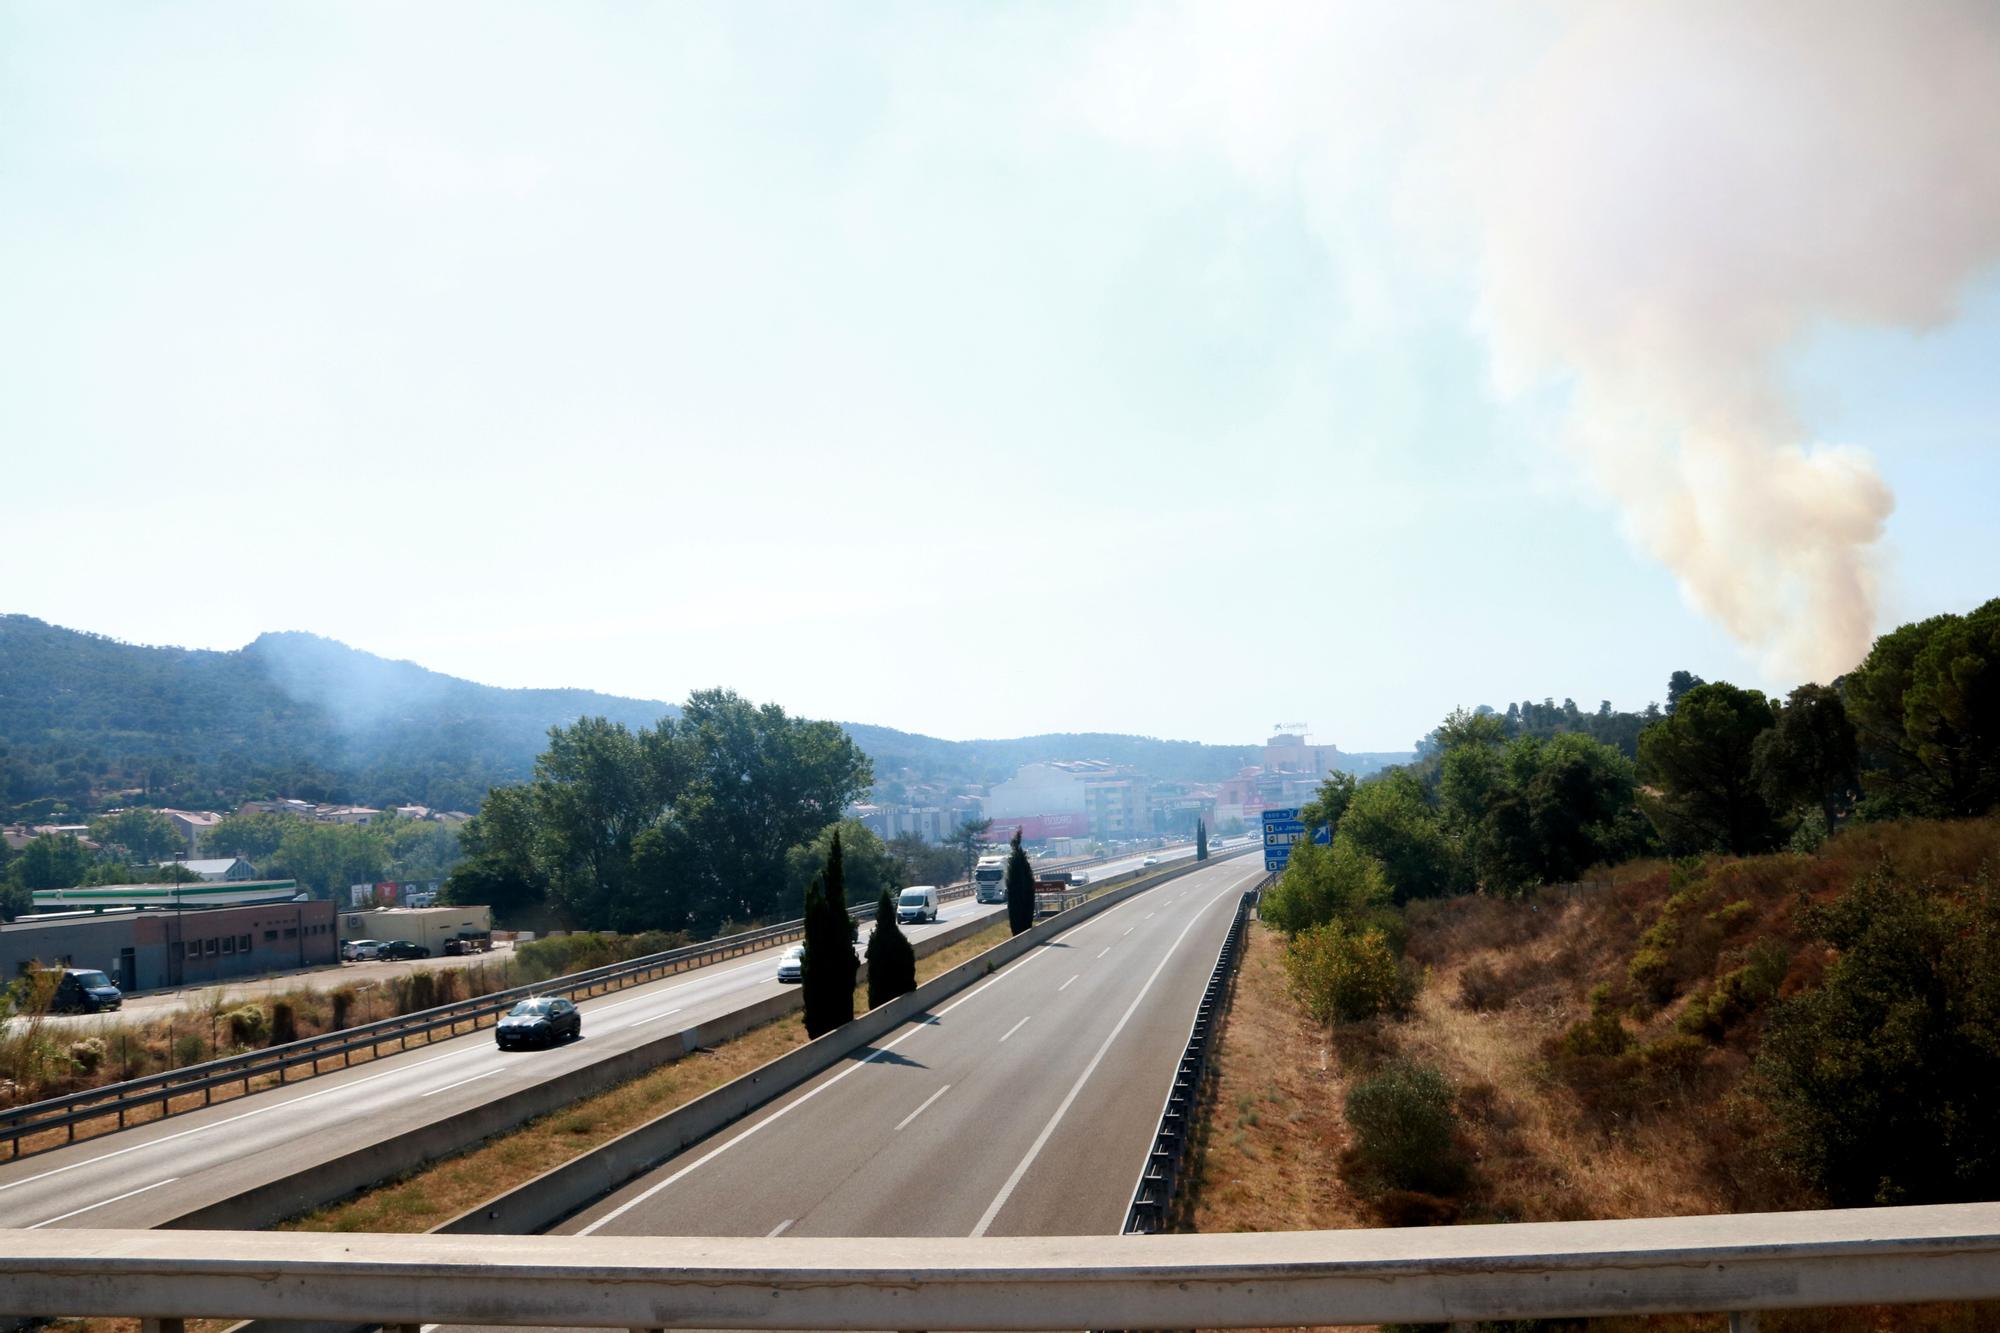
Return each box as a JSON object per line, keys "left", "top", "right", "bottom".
{"left": 0, "top": 896, "right": 1002, "bottom": 1231}
{"left": 561, "top": 854, "right": 1264, "bottom": 1241}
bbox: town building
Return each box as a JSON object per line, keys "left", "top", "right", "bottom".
{"left": 156, "top": 857, "right": 259, "bottom": 883}
{"left": 1, "top": 892, "right": 337, "bottom": 992}
{"left": 337, "top": 905, "right": 492, "bottom": 954}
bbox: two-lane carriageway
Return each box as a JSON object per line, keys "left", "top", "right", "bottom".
{"left": 0, "top": 896, "right": 1002, "bottom": 1231}
{"left": 557, "top": 855, "right": 1264, "bottom": 1241}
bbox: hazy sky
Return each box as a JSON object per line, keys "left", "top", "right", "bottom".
{"left": 4, "top": 2, "right": 1997, "bottom": 751}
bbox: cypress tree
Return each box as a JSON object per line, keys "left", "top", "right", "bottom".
{"left": 1004, "top": 828, "right": 1035, "bottom": 935}
{"left": 802, "top": 831, "right": 857, "bottom": 1037}
{"left": 866, "top": 888, "right": 917, "bottom": 1007}
{"left": 1196, "top": 819, "right": 1208, "bottom": 861}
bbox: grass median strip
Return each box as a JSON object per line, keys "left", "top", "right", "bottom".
{"left": 286, "top": 919, "right": 1011, "bottom": 1234}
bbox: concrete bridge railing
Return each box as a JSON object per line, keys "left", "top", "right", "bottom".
{"left": 5, "top": 1204, "right": 2000, "bottom": 1330}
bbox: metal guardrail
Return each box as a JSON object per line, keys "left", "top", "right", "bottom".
{"left": 0, "top": 891, "right": 962, "bottom": 1161}
{"left": 1122, "top": 886, "right": 1252, "bottom": 1234}
{"left": 6, "top": 1208, "right": 2000, "bottom": 1328}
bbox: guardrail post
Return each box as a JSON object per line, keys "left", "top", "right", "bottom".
{"left": 1728, "top": 1314, "right": 1761, "bottom": 1333}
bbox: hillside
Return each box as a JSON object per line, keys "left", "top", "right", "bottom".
{"left": 1194, "top": 815, "right": 2000, "bottom": 1314}
{"left": 0, "top": 616, "right": 1287, "bottom": 818}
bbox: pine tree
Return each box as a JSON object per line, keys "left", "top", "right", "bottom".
{"left": 866, "top": 888, "right": 917, "bottom": 1007}
{"left": 1004, "top": 828, "right": 1035, "bottom": 935}
{"left": 1196, "top": 819, "right": 1209, "bottom": 861}
{"left": 801, "top": 832, "right": 859, "bottom": 1036}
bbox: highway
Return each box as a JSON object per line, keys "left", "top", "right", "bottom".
{"left": 555, "top": 854, "right": 1264, "bottom": 1241}
{"left": 0, "top": 895, "right": 1003, "bottom": 1231}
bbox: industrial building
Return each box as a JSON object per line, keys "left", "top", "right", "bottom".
{"left": 1, "top": 884, "right": 336, "bottom": 993}
{"left": 337, "top": 905, "right": 493, "bottom": 954}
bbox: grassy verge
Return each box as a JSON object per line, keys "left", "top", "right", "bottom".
{"left": 288, "top": 918, "right": 1010, "bottom": 1234}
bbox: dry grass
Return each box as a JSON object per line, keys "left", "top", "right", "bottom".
{"left": 1186, "top": 816, "right": 2000, "bottom": 1332}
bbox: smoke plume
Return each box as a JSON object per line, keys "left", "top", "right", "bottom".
{"left": 1474, "top": 0, "right": 2000, "bottom": 680}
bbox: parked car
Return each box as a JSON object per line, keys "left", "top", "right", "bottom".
{"left": 776, "top": 944, "right": 805, "bottom": 984}
{"left": 442, "top": 932, "right": 492, "bottom": 955}
{"left": 896, "top": 885, "right": 940, "bottom": 925}
{"left": 41, "top": 967, "right": 122, "bottom": 1013}
{"left": 495, "top": 996, "right": 580, "bottom": 1048}
{"left": 342, "top": 939, "right": 387, "bottom": 961}
{"left": 380, "top": 940, "right": 431, "bottom": 960}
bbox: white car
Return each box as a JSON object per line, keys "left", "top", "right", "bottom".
{"left": 342, "top": 938, "right": 387, "bottom": 961}
{"left": 1142, "top": 856, "right": 1159, "bottom": 867}
{"left": 776, "top": 944, "right": 805, "bottom": 984}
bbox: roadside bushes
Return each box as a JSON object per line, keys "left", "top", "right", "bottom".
{"left": 1757, "top": 866, "right": 2000, "bottom": 1206}
{"left": 67, "top": 1036, "right": 107, "bottom": 1075}
{"left": 1344, "top": 1060, "right": 1469, "bottom": 1198}
{"left": 225, "top": 1004, "right": 268, "bottom": 1046}
{"left": 1283, "top": 921, "right": 1415, "bottom": 1024}
{"left": 514, "top": 929, "right": 693, "bottom": 983}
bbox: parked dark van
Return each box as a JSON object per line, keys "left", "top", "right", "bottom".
{"left": 43, "top": 967, "right": 123, "bottom": 1013}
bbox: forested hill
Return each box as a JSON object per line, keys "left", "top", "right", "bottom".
{"left": 0, "top": 616, "right": 680, "bottom": 818}
{"left": 0, "top": 617, "right": 1271, "bottom": 820}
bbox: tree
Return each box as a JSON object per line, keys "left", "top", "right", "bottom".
{"left": 86, "top": 809, "right": 186, "bottom": 863}
{"left": 801, "top": 832, "right": 858, "bottom": 1037}
{"left": 205, "top": 811, "right": 299, "bottom": 862}
{"left": 1195, "top": 819, "right": 1208, "bottom": 861}
{"left": 1753, "top": 683, "right": 1860, "bottom": 832}
{"left": 1259, "top": 837, "right": 1390, "bottom": 936}
{"left": 951, "top": 818, "right": 993, "bottom": 889}
{"left": 865, "top": 888, "right": 917, "bottom": 1007}
{"left": 786, "top": 820, "right": 898, "bottom": 911}
{"left": 1845, "top": 599, "right": 2000, "bottom": 819}
{"left": 1476, "top": 734, "right": 1649, "bottom": 892}
{"left": 887, "top": 832, "right": 961, "bottom": 889}
{"left": 1636, "top": 681, "right": 1782, "bottom": 855}
{"left": 5, "top": 834, "right": 92, "bottom": 892}
{"left": 1004, "top": 829, "right": 1035, "bottom": 935}
{"left": 1337, "top": 772, "right": 1464, "bottom": 903}
{"left": 1666, "top": 670, "right": 1707, "bottom": 714}
{"left": 1300, "top": 772, "right": 1357, "bottom": 837}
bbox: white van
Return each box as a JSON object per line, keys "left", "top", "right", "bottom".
{"left": 897, "top": 885, "right": 940, "bottom": 925}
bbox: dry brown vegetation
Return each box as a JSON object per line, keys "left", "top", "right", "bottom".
{"left": 1189, "top": 816, "right": 2000, "bottom": 1333}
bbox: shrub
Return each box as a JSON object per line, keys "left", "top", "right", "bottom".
{"left": 331, "top": 988, "right": 355, "bottom": 1031}
{"left": 269, "top": 1001, "right": 298, "bottom": 1047}
{"left": 1344, "top": 1061, "right": 1466, "bottom": 1195}
{"left": 1455, "top": 960, "right": 1507, "bottom": 1012}
{"left": 225, "top": 1004, "right": 268, "bottom": 1046}
{"left": 1260, "top": 838, "right": 1391, "bottom": 936}
{"left": 1676, "top": 940, "right": 1789, "bottom": 1040}
{"left": 1284, "top": 922, "right": 1416, "bottom": 1024}
{"left": 67, "top": 1036, "right": 107, "bottom": 1075}
{"left": 173, "top": 1033, "right": 207, "bottom": 1066}
{"left": 1557, "top": 985, "right": 1633, "bottom": 1059}
{"left": 1757, "top": 866, "right": 2000, "bottom": 1206}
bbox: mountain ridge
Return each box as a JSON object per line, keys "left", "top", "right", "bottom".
{"left": 0, "top": 615, "right": 1301, "bottom": 818}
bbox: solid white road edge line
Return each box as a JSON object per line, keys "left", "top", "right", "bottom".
{"left": 968, "top": 872, "right": 1254, "bottom": 1238}
{"left": 574, "top": 948, "right": 1046, "bottom": 1236}
{"left": 767, "top": 1218, "right": 794, "bottom": 1237}
{"left": 26, "top": 1176, "right": 180, "bottom": 1228}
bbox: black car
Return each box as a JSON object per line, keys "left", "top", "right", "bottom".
{"left": 380, "top": 940, "right": 431, "bottom": 960}
{"left": 43, "top": 967, "right": 122, "bottom": 1013}
{"left": 495, "top": 996, "right": 580, "bottom": 1049}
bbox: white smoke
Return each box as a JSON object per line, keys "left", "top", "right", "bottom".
{"left": 1081, "top": 0, "right": 2000, "bottom": 682}
{"left": 1473, "top": 0, "right": 2000, "bottom": 679}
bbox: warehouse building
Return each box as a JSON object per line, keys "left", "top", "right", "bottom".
{"left": 1, "top": 884, "right": 336, "bottom": 992}
{"left": 337, "top": 905, "right": 492, "bottom": 954}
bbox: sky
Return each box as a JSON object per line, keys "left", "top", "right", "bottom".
{"left": 3, "top": 1, "right": 1998, "bottom": 752}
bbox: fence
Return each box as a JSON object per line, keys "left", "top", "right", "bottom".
{"left": 1122, "top": 885, "right": 1253, "bottom": 1233}
{"left": 5, "top": 1205, "right": 2000, "bottom": 1328}
{"left": 0, "top": 893, "right": 939, "bottom": 1161}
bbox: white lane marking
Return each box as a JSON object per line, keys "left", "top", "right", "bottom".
{"left": 1122, "top": 927, "right": 1134, "bottom": 937}
{"left": 0, "top": 1043, "right": 486, "bottom": 1194}
{"left": 1058, "top": 975, "right": 1079, "bottom": 992}
{"left": 1145, "top": 913, "right": 1155, "bottom": 920}
{"left": 970, "top": 876, "right": 1250, "bottom": 1237}
{"left": 624, "top": 1007, "right": 685, "bottom": 1028}
{"left": 421, "top": 1069, "right": 500, "bottom": 1098}
{"left": 1095, "top": 947, "right": 1110, "bottom": 959}
{"left": 578, "top": 937, "right": 1053, "bottom": 1234}
{"left": 895, "top": 1084, "right": 951, "bottom": 1132}
{"left": 767, "top": 1218, "right": 795, "bottom": 1237}
{"left": 998, "top": 1016, "right": 1032, "bottom": 1044}
{"left": 27, "top": 1176, "right": 179, "bottom": 1228}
